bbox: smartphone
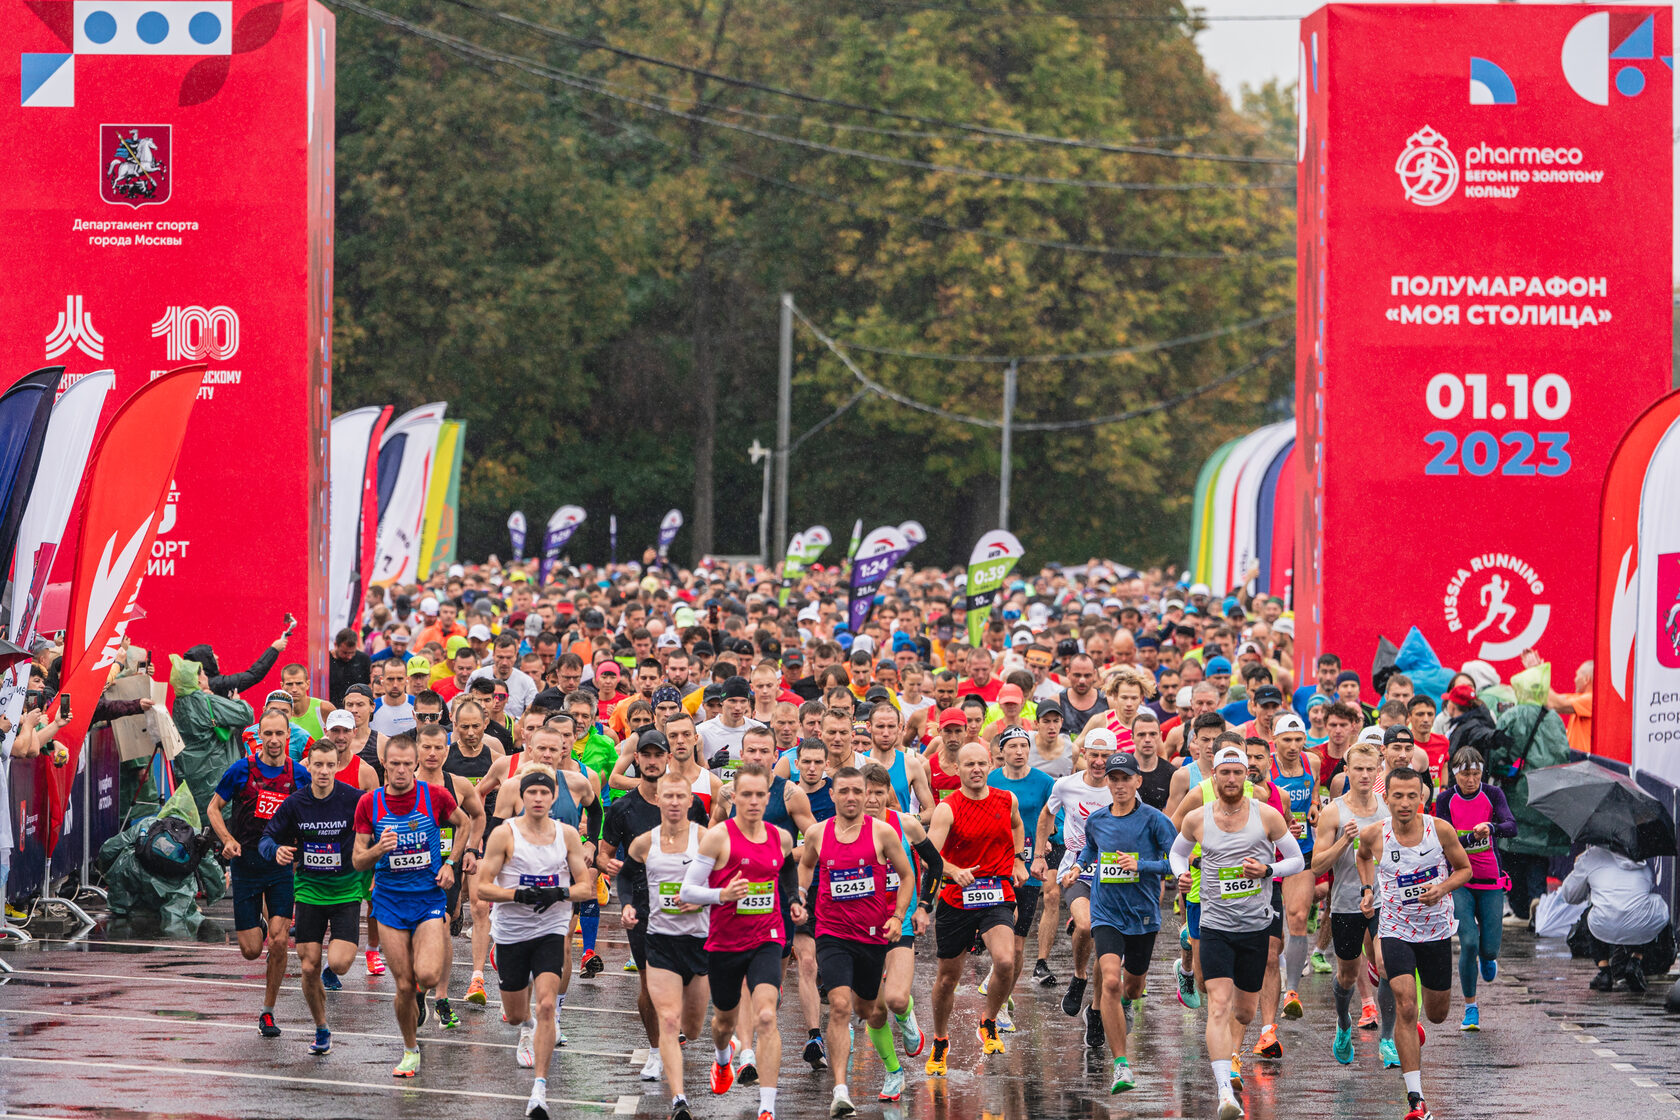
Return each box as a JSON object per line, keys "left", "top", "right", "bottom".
{"left": 24, "top": 689, "right": 40, "bottom": 709}
{"left": 58, "top": 693, "right": 70, "bottom": 721}
{"left": 283, "top": 612, "right": 297, "bottom": 637}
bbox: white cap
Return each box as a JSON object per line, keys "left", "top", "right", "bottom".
{"left": 1274, "top": 618, "right": 1294, "bottom": 637}
{"left": 1357, "top": 726, "right": 1386, "bottom": 746}
{"left": 1011, "top": 630, "right": 1034, "bottom": 648}
{"left": 448, "top": 563, "right": 465, "bottom": 578}
{"left": 324, "top": 709, "right": 356, "bottom": 731}
{"left": 468, "top": 624, "right": 493, "bottom": 641}
{"left": 1164, "top": 598, "right": 1185, "bottom": 611}
{"left": 1273, "top": 713, "right": 1306, "bottom": 736}
{"left": 1176, "top": 686, "right": 1193, "bottom": 708}
{"left": 1102, "top": 597, "right": 1123, "bottom": 609}
{"left": 1081, "top": 602, "right": 1103, "bottom": 617}
{"left": 1236, "top": 641, "right": 1262, "bottom": 657}
{"left": 1084, "top": 727, "right": 1118, "bottom": 753}
{"left": 657, "top": 631, "right": 681, "bottom": 648}
{"left": 420, "top": 596, "right": 440, "bottom": 614}
{"left": 797, "top": 603, "right": 821, "bottom": 623}
{"left": 1189, "top": 582, "right": 1211, "bottom": 597}
{"left": 852, "top": 634, "right": 876, "bottom": 656}
{"left": 1212, "top": 746, "right": 1248, "bottom": 769}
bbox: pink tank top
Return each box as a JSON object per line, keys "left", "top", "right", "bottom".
{"left": 815, "top": 817, "right": 894, "bottom": 945}
{"left": 1442, "top": 787, "right": 1501, "bottom": 886}
{"left": 705, "top": 818, "right": 787, "bottom": 952}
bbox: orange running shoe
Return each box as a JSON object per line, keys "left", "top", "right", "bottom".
{"left": 1252, "top": 1024, "right": 1282, "bottom": 1058}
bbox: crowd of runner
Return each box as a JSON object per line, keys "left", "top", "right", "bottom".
{"left": 202, "top": 558, "right": 1536, "bottom": 1120}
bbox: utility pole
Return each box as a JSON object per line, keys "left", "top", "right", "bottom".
{"left": 750, "top": 440, "right": 772, "bottom": 567}
{"left": 999, "top": 358, "right": 1018, "bottom": 531}
{"left": 774, "top": 292, "right": 793, "bottom": 564}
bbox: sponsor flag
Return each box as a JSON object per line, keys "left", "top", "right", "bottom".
{"left": 328, "top": 406, "right": 390, "bottom": 635}
{"left": 49, "top": 364, "right": 201, "bottom": 852}
{"left": 964, "top": 530, "right": 1026, "bottom": 645}
{"left": 657, "top": 509, "right": 682, "bottom": 559}
{"left": 418, "top": 419, "right": 464, "bottom": 578}
{"left": 1595, "top": 388, "right": 1680, "bottom": 779}
{"left": 508, "top": 510, "right": 527, "bottom": 561}
{"left": 778, "top": 524, "right": 834, "bottom": 605}
{"left": 370, "top": 402, "right": 445, "bottom": 586}
{"left": 898, "top": 520, "right": 927, "bottom": 550}
{"left": 847, "top": 525, "right": 910, "bottom": 633}
{"left": 609, "top": 514, "right": 617, "bottom": 564}
{"left": 846, "top": 518, "right": 863, "bottom": 561}
{"left": 0, "top": 368, "right": 65, "bottom": 580}
{"left": 540, "top": 505, "right": 586, "bottom": 585}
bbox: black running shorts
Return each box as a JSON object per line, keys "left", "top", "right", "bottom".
{"left": 708, "top": 942, "right": 784, "bottom": 1010}
{"left": 1380, "top": 936, "right": 1453, "bottom": 993}
{"left": 1199, "top": 925, "right": 1271, "bottom": 993}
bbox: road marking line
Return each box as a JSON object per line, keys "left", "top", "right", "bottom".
{"left": 615, "top": 1095, "right": 640, "bottom": 1114}
{"left": 1652, "top": 1092, "right": 1680, "bottom": 1104}
{"left": 1593, "top": 1048, "right": 1619, "bottom": 1057}
{"left": 1633, "top": 1078, "right": 1658, "bottom": 1087}
{"left": 1557, "top": 1021, "right": 1580, "bottom": 1031}
{"left": 1612, "top": 1063, "right": 1637, "bottom": 1071}
{"left": 0, "top": 1054, "right": 620, "bottom": 1109}
{"left": 1574, "top": 1035, "right": 1601, "bottom": 1044}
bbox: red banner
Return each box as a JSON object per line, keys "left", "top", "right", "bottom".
{"left": 48, "top": 363, "right": 203, "bottom": 852}
{"left": 1, "top": 0, "right": 334, "bottom": 699}
{"left": 1295, "top": 5, "right": 1672, "bottom": 693}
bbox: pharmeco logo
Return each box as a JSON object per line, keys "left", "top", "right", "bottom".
{"left": 1396, "top": 126, "right": 1459, "bottom": 207}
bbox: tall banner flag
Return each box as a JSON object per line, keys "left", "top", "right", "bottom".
{"left": 799, "top": 525, "right": 834, "bottom": 564}
{"left": 777, "top": 532, "right": 807, "bottom": 607}
{"left": 1295, "top": 6, "right": 1672, "bottom": 680}
{"left": 508, "top": 511, "right": 528, "bottom": 561}
{"left": 609, "top": 514, "right": 618, "bottom": 564}
{"left": 50, "top": 364, "right": 202, "bottom": 852}
{"left": 964, "top": 530, "right": 1025, "bottom": 645}
{"left": 657, "top": 509, "right": 683, "bottom": 559}
{"left": 0, "top": 368, "right": 66, "bottom": 579}
{"left": 1594, "top": 389, "right": 1680, "bottom": 779}
{"left": 540, "top": 505, "right": 587, "bottom": 584}
{"left": 898, "top": 521, "right": 927, "bottom": 551}
{"left": 328, "top": 406, "right": 390, "bottom": 634}
{"left": 847, "top": 525, "right": 910, "bottom": 633}
{"left": 418, "top": 419, "right": 464, "bottom": 578}
{"left": 371, "top": 402, "right": 446, "bottom": 586}
{"left": 846, "top": 519, "right": 864, "bottom": 561}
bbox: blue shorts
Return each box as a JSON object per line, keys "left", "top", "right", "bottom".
{"left": 371, "top": 888, "right": 449, "bottom": 933}
{"left": 232, "top": 862, "right": 295, "bottom": 932}
{"left": 1186, "top": 900, "right": 1202, "bottom": 941}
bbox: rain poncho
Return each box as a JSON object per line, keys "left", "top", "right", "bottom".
{"left": 96, "top": 781, "right": 226, "bottom": 939}
{"left": 169, "top": 655, "right": 253, "bottom": 819}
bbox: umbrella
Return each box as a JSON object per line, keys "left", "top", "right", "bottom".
{"left": 1526, "top": 761, "right": 1677, "bottom": 862}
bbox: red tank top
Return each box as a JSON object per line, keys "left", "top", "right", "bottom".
{"left": 937, "top": 787, "right": 1017, "bottom": 908}
{"left": 928, "top": 750, "right": 962, "bottom": 801}
{"left": 335, "top": 755, "right": 364, "bottom": 787}
{"left": 816, "top": 817, "right": 893, "bottom": 944}
{"left": 705, "top": 818, "right": 787, "bottom": 952}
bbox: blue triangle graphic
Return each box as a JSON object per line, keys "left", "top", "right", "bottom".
{"left": 20, "top": 53, "right": 70, "bottom": 106}
{"left": 1611, "top": 14, "right": 1654, "bottom": 60}
{"left": 1663, "top": 55, "right": 1674, "bottom": 70}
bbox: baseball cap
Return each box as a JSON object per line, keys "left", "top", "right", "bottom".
{"left": 1176, "top": 686, "right": 1193, "bottom": 707}
{"left": 1236, "top": 641, "right": 1262, "bottom": 658}
{"left": 324, "top": 709, "right": 356, "bottom": 731}
{"left": 1188, "top": 582, "right": 1211, "bottom": 597}
{"left": 1105, "top": 752, "right": 1141, "bottom": 776}
{"left": 445, "top": 635, "right": 470, "bottom": 658}
{"left": 863, "top": 686, "right": 891, "bottom": 703}
{"left": 1357, "top": 726, "right": 1386, "bottom": 746}
{"left": 657, "top": 631, "right": 681, "bottom": 649}
{"left": 1164, "top": 598, "right": 1186, "bottom": 610}
{"left": 938, "top": 707, "right": 968, "bottom": 729}
{"left": 702, "top": 683, "right": 726, "bottom": 703}
{"left": 420, "top": 596, "right": 439, "bottom": 614}
{"left": 448, "top": 563, "right": 465, "bottom": 578}
{"left": 468, "top": 624, "right": 493, "bottom": 642}
{"left": 1035, "top": 704, "right": 1063, "bottom": 721}
{"left": 264, "top": 689, "right": 292, "bottom": 709}
{"left": 1084, "top": 727, "right": 1118, "bottom": 753}
{"left": 782, "top": 649, "right": 804, "bottom": 666}
{"left": 507, "top": 570, "right": 529, "bottom": 583}
{"left": 1010, "top": 630, "right": 1034, "bottom": 648}
{"left": 581, "top": 608, "right": 605, "bottom": 628}
{"left": 1205, "top": 657, "right": 1232, "bottom": 675}
{"left": 634, "top": 729, "right": 670, "bottom": 754}
{"left": 997, "top": 683, "right": 1025, "bottom": 705}
{"left": 1212, "top": 746, "right": 1247, "bottom": 769}
{"left": 406, "top": 656, "right": 432, "bottom": 677}
{"left": 1383, "top": 725, "right": 1416, "bottom": 746}
{"left": 1273, "top": 713, "right": 1306, "bottom": 736}
{"left": 1274, "top": 617, "right": 1294, "bottom": 637}
{"left": 1251, "top": 684, "right": 1284, "bottom": 707}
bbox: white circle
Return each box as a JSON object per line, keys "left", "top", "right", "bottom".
{"left": 1491, "top": 403, "right": 1506, "bottom": 420}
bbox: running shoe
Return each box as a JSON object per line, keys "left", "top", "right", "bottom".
{"left": 738, "top": 1049, "right": 758, "bottom": 1086}
{"left": 641, "top": 1050, "right": 664, "bottom": 1081}
{"left": 623, "top": 958, "right": 639, "bottom": 972}
{"left": 321, "top": 966, "right": 342, "bottom": 992}
{"left": 366, "top": 949, "right": 387, "bottom": 976}
{"left": 1034, "top": 959, "right": 1058, "bottom": 987}
{"left": 1480, "top": 958, "right": 1498, "bottom": 984}
{"left": 978, "top": 1018, "right": 1006, "bottom": 1055}
{"left": 1253, "top": 1024, "right": 1282, "bottom": 1059}
{"left": 1403, "top": 1095, "right": 1434, "bottom": 1120}
{"left": 1311, "top": 948, "right": 1332, "bottom": 974}
{"left": 758, "top": 1111, "right": 775, "bottom": 1120}
{"left": 1378, "top": 1038, "right": 1399, "bottom": 1068}
{"left": 259, "top": 1011, "right": 281, "bottom": 1038}
{"left": 1623, "top": 957, "right": 1649, "bottom": 993}
{"left": 1358, "top": 1000, "right": 1380, "bottom": 1028}
{"left": 1062, "top": 975, "right": 1088, "bottom": 1017}
{"left": 996, "top": 997, "right": 1016, "bottom": 1033}
{"left": 977, "top": 971, "right": 991, "bottom": 996}
{"left": 1111, "top": 1057, "right": 1135, "bottom": 1094}
{"left": 1175, "top": 959, "right": 1202, "bottom": 1009}
{"left": 879, "top": 1067, "right": 905, "bottom": 1102}
{"left": 1590, "top": 966, "right": 1617, "bottom": 992}
{"left": 526, "top": 1078, "right": 550, "bottom": 1120}
{"left": 309, "top": 1026, "right": 332, "bottom": 1055}
{"left": 393, "top": 1049, "right": 421, "bottom": 1078}
{"left": 1218, "top": 1095, "right": 1245, "bottom": 1120}
{"left": 1229, "top": 1054, "right": 1243, "bottom": 1091}
{"left": 1460, "top": 1005, "right": 1480, "bottom": 1031}
{"left": 414, "top": 988, "right": 428, "bottom": 1030}
{"left": 1084, "top": 1004, "right": 1105, "bottom": 1048}
{"left": 1418, "top": 1023, "right": 1427, "bottom": 1045}
{"left": 710, "top": 1047, "right": 736, "bottom": 1095}
{"left": 517, "top": 1025, "right": 536, "bottom": 1068}
{"left": 804, "top": 1034, "right": 829, "bottom": 1070}
{"left": 436, "top": 998, "right": 460, "bottom": 1031}
{"left": 580, "top": 949, "right": 604, "bottom": 978}
{"left": 671, "top": 1098, "right": 693, "bottom": 1120}
{"left": 465, "top": 975, "right": 488, "bottom": 1005}
{"left": 1332, "top": 1026, "right": 1353, "bottom": 1064}
{"left": 899, "top": 1008, "right": 925, "bottom": 1057}
{"left": 925, "top": 1036, "right": 949, "bottom": 1076}
{"left": 830, "top": 1085, "right": 856, "bottom": 1117}
{"left": 1282, "top": 990, "right": 1303, "bottom": 1019}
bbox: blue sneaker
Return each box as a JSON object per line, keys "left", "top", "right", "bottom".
{"left": 1332, "top": 1026, "right": 1353, "bottom": 1064}
{"left": 1459, "top": 1004, "right": 1480, "bottom": 1031}
{"left": 321, "top": 967, "right": 342, "bottom": 992}
{"left": 1378, "top": 1038, "right": 1399, "bottom": 1068}
{"left": 309, "top": 1026, "right": 331, "bottom": 1054}
{"left": 1480, "top": 958, "right": 1497, "bottom": 984}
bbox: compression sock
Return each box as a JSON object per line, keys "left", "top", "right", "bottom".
{"left": 867, "top": 1022, "right": 901, "bottom": 1073}
{"left": 1212, "top": 1060, "right": 1233, "bottom": 1096}
{"left": 1334, "top": 981, "right": 1354, "bottom": 1030}
{"left": 809, "top": 1026, "right": 823, "bottom": 1040}
{"left": 894, "top": 994, "right": 914, "bottom": 1023}
{"left": 759, "top": 1087, "right": 777, "bottom": 1113}
{"left": 1378, "top": 976, "right": 1397, "bottom": 1040}
{"left": 1284, "top": 933, "right": 1309, "bottom": 981}
{"left": 579, "top": 899, "right": 600, "bottom": 953}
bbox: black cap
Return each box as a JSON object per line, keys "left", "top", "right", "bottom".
{"left": 702, "top": 683, "right": 726, "bottom": 703}
{"left": 1105, "top": 752, "right": 1141, "bottom": 776}
{"left": 1056, "top": 638, "right": 1081, "bottom": 658}
{"left": 782, "top": 650, "right": 804, "bottom": 666}
{"left": 863, "top": 686, "right": 890, "bottom": 703}
{"left": 1035, "top": 704, "right": 1064, "bottom": 721}
{"left": 1251, "top": 685, "right": 1285, "bottom": 707}
{"left": 581, "top": 608, "right": 605, "bottom": 627}
{"left": 721, "top": 675, "right": 752, "bottom": 700}
{"left": 692, "top": 641, "right": 715, "bottom": 657}
{"left": 634, "top": 729, "right": 670, "bottom": 753}
{"left": 1383, "top": 725, "right": 1415, "bottom": 746}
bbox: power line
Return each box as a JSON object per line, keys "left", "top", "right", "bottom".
{"left": 829, "top": 309, "right": 1290, "bottom": 364}
{"left": 847, "top": 1, "right": 1308, "bottom": 22}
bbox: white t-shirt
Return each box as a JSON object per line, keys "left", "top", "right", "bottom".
{"left": 1047, "top": 773, "right": 1114, "bottom": 874}
{"left": 697, "top": 717, "right": 765, "bottom": 768}
{"left": 901, "top": 694, "right": 936, "bottom": 717}
{"left": 370, "top": 698, "right": 416, "bottom": 737}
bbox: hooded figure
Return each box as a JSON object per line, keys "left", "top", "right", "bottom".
{"left": 182, "top": 640, "right": 279, "bottom": 699}
{"left": 168, "top": 654, "right": 254, "bottom": 819}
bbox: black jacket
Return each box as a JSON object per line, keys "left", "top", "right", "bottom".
{"left": 183, "top": 642, "right": 278, "bottom": 698}
{"left": 328, "top": 650, "right": 372, "bottom": 705}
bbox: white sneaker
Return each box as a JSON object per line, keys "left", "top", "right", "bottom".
{"left": 996, "top": 998, "right": 1016, "bottom": 1033}
{"left": 640, "top": 1049, "right": 664, "bottom": 1081}
{"left": 515, "top": 1025, "right": 535, "bottom": 1068}
{"left": 830, "top": 1085, "right": 857, "bottom": 1117}
{"left": 978, "top": 970, "right": 992, "bottom": 997}
{"left": 525, "top": 1079, "right": 550, "bottom": 1120}
{"left": 1218, "top": 1095, "right": 1245, "bottom": 1120}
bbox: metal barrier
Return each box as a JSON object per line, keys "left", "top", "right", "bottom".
{"left": 6, "top": 728, "right": 122, "bottom": 916}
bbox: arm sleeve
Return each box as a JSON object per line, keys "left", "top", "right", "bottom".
{"left": 912, "top": 836, "right": 944, "bottom": 901}
{"left": 584, "top": 795, "right": 604, "bottom": 843}
{"left": 1169, "top": 833, "right": 1196, "bottom": 876}
{"left": 778, "top": 853, "right": 800, "bottom": 910}
{"left": 1559, "top": 854, "right": 1592, "bottom": 905}
{"left": 679, "top": 853, "right": 723, "bottom": 906}
{"left": 1487, "top": 786, "right": 1518, "bottom": 838}
{"left": 212, "top": 646, "right": 279, "bottom": 696}
{"left": 1270, "top": 832, "right": 1305, "bottom": 879}
{"left": 619, "top": 858, "right": 647, "bottom": 909}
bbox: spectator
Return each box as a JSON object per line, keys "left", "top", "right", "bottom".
{"left": 1483, "top": 694, "right": 1572, "bottom": 924}
{"left": 327, "top": 627, "right": 371, "bottom": 706}
{"left": 170, "top": 654, "right": 255, "bottom": 818}
{"left": 1561, "top": 844, "right": 1672, "bottom": 993}
{"left": 184, "top": 626, "right": 289, "bottom": 699}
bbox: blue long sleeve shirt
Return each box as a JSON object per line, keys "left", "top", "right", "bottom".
{"left": 1077, "top": 801, "right": 1178, "bottom": 935}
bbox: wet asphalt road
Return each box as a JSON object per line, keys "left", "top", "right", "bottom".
{"left": 0, "top": 903, "right": 1676, "bottom": 1120}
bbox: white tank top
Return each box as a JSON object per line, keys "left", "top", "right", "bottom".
{"left": 1375, "top": 816, "right": 1457, "bottom": 943}
{"left": 490, "top": 819, "right": 574, "bottom": 943}
{"left": 645, "top": 822, "right": 709, "bottom": 938}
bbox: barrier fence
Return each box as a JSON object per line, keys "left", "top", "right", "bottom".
{"left": 6, "top": 727, "right": 121, "bottom": 905}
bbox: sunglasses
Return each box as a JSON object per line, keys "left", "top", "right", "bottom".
{"left": 415, "top": 712, "right": 442, "bottom": 722}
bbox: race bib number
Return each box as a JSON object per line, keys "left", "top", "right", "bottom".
{"left": 828, "top": 867, "right": 876, "bottom": 900}
{"left": 1217, "top": 867, "right": 1261, "bottom": 899}
{"left": 885, "top": 870, "right": 901, "bottom": 891}
{"left": 1098, "top": 852, "right": 1139, "bottom": 884}
{"left": 518, "top": 873, "right": 561, "bottom": 888}
{"left": 1396, "top": 865, "right": 1439, "bottom": 903}
{"left": 389, "top": 848, "right": 430, "bottom": 871}
{"left": 736, "top": 880, "right": 775, "bottom": 914}
{"left": 254, "top": 789, "right": 286, "bottom": 820}
{"left": 722, "top": 758, "right": 743, "bottom": 778}
{"left": 301, "top": 842, "right": 341, "bottom": 870}
{"left": 1457, "top": 829, "right": 1492, "bottom": 854}
{"left": 961, "top": 876, "right": 1006, "bottom": 909}
{"left": 439, "top": 827, "right": 454, "bottom": 856}
{"left": 659, "top": 881, "right": 683, "bottom": 914}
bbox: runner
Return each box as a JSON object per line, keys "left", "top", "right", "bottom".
{"left": 984, "top": 726, "right": 1053, "bottom": 1031}
{"left": 476, "top": 767, "right": 596, "bottom": 1120}
{"left": 797, "top": 766, "right": 917, "bottom": 1114}
{"left": 1432, "top": 746, "right": 1516, "bottom": 1030}
{"left": 1268, "top": 713, "right": 1320, "bottom": 1043}
{"left": 351, "top": 733, "right": 470, "bottom": 1077}
{"left": 1358, "top": 768, "right": 1473, "bottom": 1120}
{"left": 1310, "top": 741, "right": 1389, "bottom": 1064}
{"left": 627, "top": 772, "right": 712, "bottom": 1120}
{"left": 1065, "top": 752, "right": 1177, "bottom": 1094}
{"left": 206, "top": 709, "right": 310, "bottom": 1037}
{"left": 862, "top": 702, "right": 934, "bottom": 817}
{"left": 1130, "top": 710, "right": 1175, "bottom": 812}
{"left": 413, "top": 723, "right": 486, "bottom": 1029}
{"left": 680, "top": 764, "right": 801, "bottom": 1120}
{"left": 1169, "top": 745, "right": 1303, "bottom": 1120}
{"left": 861, "top": 762, "right": 942, "bottom": 1059}
{"left": 260, "top": 739, "right": 364, "bottom": 1052}
{"left": 322, "top": 708, "right": 378, "bottom": 791}
{"left": 923, "top": 708, "right": 966, "bottom": 802}
{"left": 924, "top": 741, "right": 1029, "bottom": 1073}
{"left": 667, "top": 713, "right": 726, "bottom": 816}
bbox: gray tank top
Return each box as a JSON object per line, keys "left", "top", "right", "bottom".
{"left": 1199, "top": 798, "right": 1275, "bottom": 934}
{"left": 1329, "top": 794, "right": 1390, "bottom": 914}
{"left": 645, "top": 822, "right": 709, "bottom": 938}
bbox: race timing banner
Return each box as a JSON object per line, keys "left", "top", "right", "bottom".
{"left": 964, "top": 529, "right": 1025, "bottom": 645}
